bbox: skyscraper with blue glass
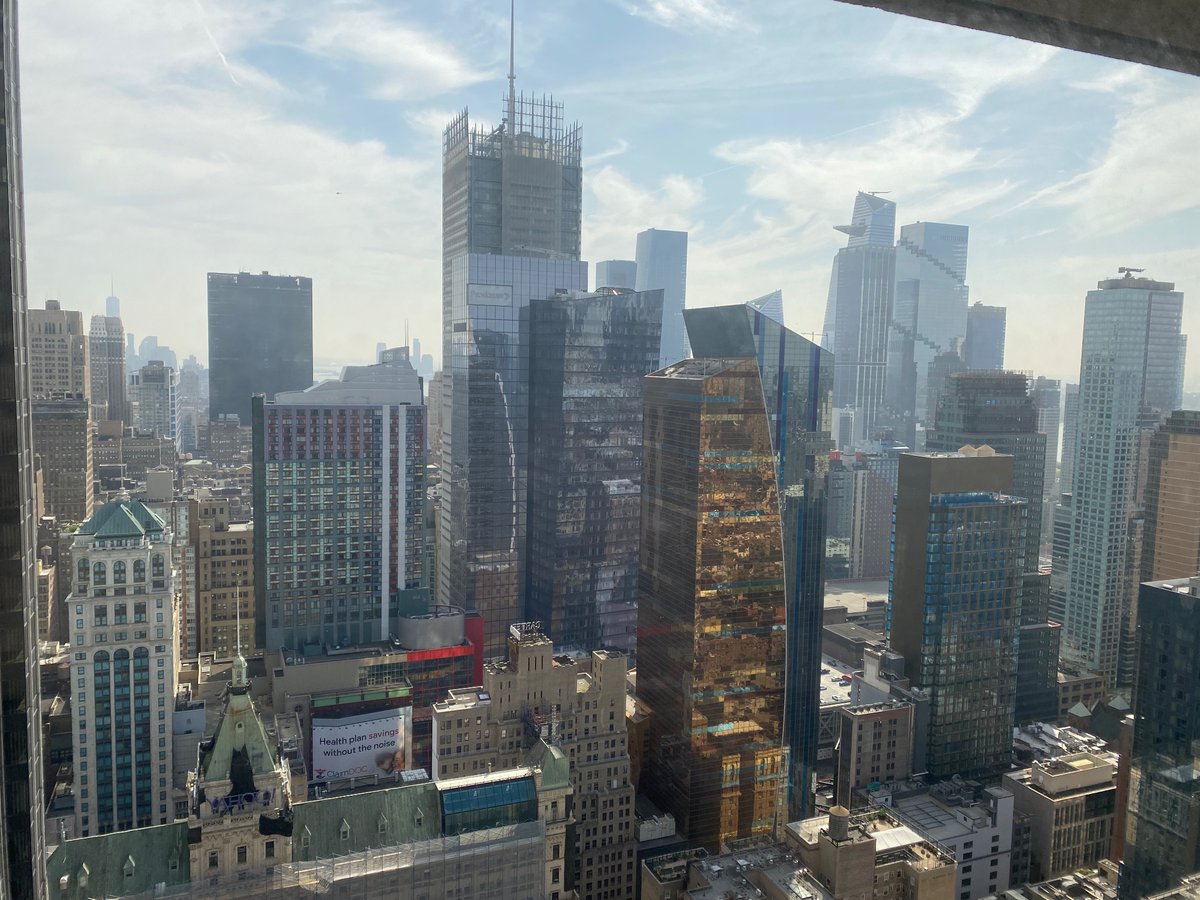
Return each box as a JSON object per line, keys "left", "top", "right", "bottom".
{"left": 636, "top": 228, "right": 689, "bottom": 368}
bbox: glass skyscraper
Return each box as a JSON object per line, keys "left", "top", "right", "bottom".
{"left": 635, "top": 228, "right": 689, "bottom": 368}
{"left": 207, "top": 271, "right": 314, "bottom": 425}
{"left": 1062, "top": 272, "right": 1185, "bottom": 688}
{"left": 963, "top": 301, "right": 1007, "bottom": 370}
{"left": 1123, "top": 576, "right": 1200, "bottom": 897}
{"left": 439, "top": 254, "right": 587, "bottom": 655}
{"left": 823, "top": 192, "right": 895, "bottom": 446}
{"left": 525, "top": 288, "right": 663, "bottom": 655}
{"left": 0, "top": 0, "right": 46, "bottom": 890}
{"left": 669, "top": 304, "right": 832, "bottom": 822}
{"left": 638, "top": 357, "right": 789, "bottom": 851}
{"left": 252, "top": 353, "right": 426, "bottom": 650}
{"left": 889, "top": 450, "right": 1025, "bottom": 780}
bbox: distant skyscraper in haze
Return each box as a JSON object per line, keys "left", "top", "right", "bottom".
{"left": 595, "top": 259, "right": 637, "bottom": 290}
{"left": 89, "top": 312, "right": 127, "bottom": 422}
{"left": 1031, "top": 376, "right": 1062, "bottom": 510}
{"left": 1140, "top": 410, "right": 1200, "bottom": 585}
{"left": 440, "top": 59, "right": 582, "bottom": 363}
{"left": 636, "top": 228, "right": 689, "bottom": 367}
{"left": 746, "top": 289, "right": 785, "bottom": 325}
{"left": 679, "top": 304, "right": 832, "bottom": 822}
{"left": 105, "top": 293, "right": 120, "bottom": 317}
{"left": 525, "top": 288, "right": 662, "bottom": 655}
{"left": 207, "top": 271, "right": 313, "bottom": 425}
{"left": 440, "top": 255, "right": 587, "bottom": 655}
{"left": 129, "top": 360, "right": 178, "bottom": 446}
{"left": 823, "top": 192, "right": 896, "bottom": 446}
{"left": 1063, "top": 272, "right": 1185, "bottom": 688}
{"left": 889, "top": 449, "right": 1024, "bottom": 780}
{"left": 0, "top": 3, "right": 48, "bottom": 888}
{"left": 963, "top": 302, "right": 1006, "bottom": 370}
{"left": 1123, "top": 576, "right": 1200, "bottom": 897}
{"left": 1060, "top": 383, "right": 1080, "bottom": 493}
{"left": 886, "top": 220, "right": 969, "bottom": 434}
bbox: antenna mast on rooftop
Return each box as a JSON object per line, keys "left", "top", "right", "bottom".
{"left": 507, "top": 0, "right": 517, "bottom": 127}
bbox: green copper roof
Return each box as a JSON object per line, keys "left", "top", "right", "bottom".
{"left": 47, "top": 821, "right": 190, "bottom": 898}
{"left": 79, "top": 499, "right": 166, "bottom": 540}
{"left": 291, "top": 780, "right": 441, "bottom": 862}
{"left": 201, "top": 688, "right": 278, "bottom": 785}
{"left": 527, "top": 740, "right": 570, "bottom": 791}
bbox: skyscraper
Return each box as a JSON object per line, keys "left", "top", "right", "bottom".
{"left": 886, "top": 220, "right": 970, "bottom": 436}
{"left": 889, "top": 449, "right": 1025, "bottom": 779}
{"left": 89, "top": 312, "right": 127, "bottom": 422}
{"left": 253, "top": 352, "right": 425, "bottom": 650}
{"left": 824, "top": 193, "right": 896, "bottom": 448}
{"left": 129, "top": 359, "right": 178, "bottom": 447}
{"left": 651, "top": 303, "right": 833, "bottom": 826}
{"left": 1031, "top": 376, "right": 1062, "bottom": 521}
{"left": 441, "top": 63, "right": 582, "bottom": 364}
{"left": 207, "top": 271, "right": 313, "bottom": 425}
{"left": 1062, "top": 272, "right": 1185, "bottom": 688}
{"left": 635, "top": 228, "right": 689, "bottom": 367}
{"left": 32, "top": 396, "right": 93, "bottom": 524}
{"left": 1140, "top": 410, "right": 1200, "bottom": 584}
{"left": 1060, "top": 383, "right": 1080, "bottom": 494}
{"left": 746, "top": 289, "right": 785, "bottom": 325}
{"left": 0, "top": 0, "right": 47, "bottom": 888}
{"left": 1123, "top": 576, "right": 1200, "bottom": 897}
{"left": 525, "top": 288, "right": 663, "bottom": 655}
{"left": 638, "top": 357, "right": 789, "bottom": 850}
{"left": 963, "top": 301, "right": 1007, "bottom": 370}
{"left": 594, "top": 259, "right": 637, "bottom": 290}
{"left": 28, "top": 298, "right": 89, "bottom": 399}
{"left": 439, "top": 255, "right": 587, "bottom": 654}
{"left": 68, "top": 500, "right": 177, "bottom": 837}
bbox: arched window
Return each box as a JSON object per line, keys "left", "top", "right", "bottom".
{"left": 113, "top": 561, "right": 126, "bottom": 585}
{"left": 77, "top": 558, "right": 90, "bottom": 583}
{"left": 133, "top": 560, "right": 145, "bottom": 583}
{"left": 93, "top": 562, "right": 106, "bottom": 586}
{"left": 114, "top": 648, "right": 129, "bottom": 663}
{"left": 133, "top": 647, "right": 149, "bottom": 659}
{"left": 152, "top": 555, "right": 164, "bottom": 578}
{"left": 93, "top": 650, "right": 109, "bottom": 664}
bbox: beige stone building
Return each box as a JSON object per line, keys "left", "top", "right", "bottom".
{"left": 1002, "top": 752, "right": 1119, "bottom": 882}
{"left": 29, "top": 299, "right": 89, "bottom": 400}
{"left": 190, "top": 493, "right": 255, "bottom": 656}
{"left": 835, "top": 701, "right": 915, "bottom": 806}
{"left": 432, "top": 622, "right": 636, "bottom": 900}
{"left": 32, "top": 396, "right": 94, "bottom": 524}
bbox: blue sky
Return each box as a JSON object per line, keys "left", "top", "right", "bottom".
{"left": 20, "top": 0, "right": 1200, "bottom": 386}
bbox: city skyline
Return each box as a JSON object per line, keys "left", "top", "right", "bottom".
{"left": 16, "top": 2, "right": 1200, "bottom": 388}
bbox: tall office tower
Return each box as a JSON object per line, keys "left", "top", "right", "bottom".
{"left": 963, "top": 301, "right": 1007, "bottom": 370}
{"left": 635, "top": 228, "right": 689, "bottom": 367}
{"left": 1060, "top": 383, "right": 1080, "bottom": 492}
{"left": 28, "top": 298, "right": 89, "bottom": 399}
{"left": 1032, "top": 376, "right": 1062, "bottom": 508}
{"left": 639, "top": 357, "right": 788, "bottom": 850}
{"left": 525, "top": 288, "right": 663, "bottom": 654}
{"left": 135, "top": 335, "right": 177, "bottom": 371}
{"left": 823, "top": 192, "right": 896, "bottom": 446}
{"left": 1048, "top": 494, "right": 1072, "bottom": 624}
{"left": 926, "top": 371, "right": 1045, "bottom": 565}
{"left": 889, "top": 449, "right": 1025, "bottom": 779}
{"left": 190, "top": 493, "right": 254, "bottom": 656}
{"left": 441, "top": 76, "right": 583, "bottom": 364}
{"left": 207, "top": 271, "right": 314, "bottom": 425}
{"left": 746, "top": 288, "right": 785, "bottom": 325}
{"left": 1063, "top": 272, "right": 1184, "bottom": 688}
{"left": 432, "top": 626, "right": 636, "bottom": 900}
{"left": 68, "top": 499, "right": 177, "bottom": 836}
{"left": 253, "top": 352, "right": 425, "bottom": 650}
{"left": 595, "top": 258, "right": 636, "bottom": 290}
{"left": 1122, "top": 576, "right": 1200, "bottom": 897}
{"left": 886, "top": 220, "right": 970, "bottom": 438}
{"left": 89, "top": 313, "right": 127, "bottom": 422}
{"left": 0, "top": 2, "right": 47, "bottom": 890}
{"left": 439, "top": 255, "right": 587, "bottom": 654}
{"left": 175, "top": 357, "right": 205, "bottom": 453}
{"left": 1140, "top": 410, "right": 1200, "bottom": 584}
{"left": 129, "top": 360, "right": 178, "bottom": 446}
{"left": 686, "top": 305, "right": 832, "bottom": 820}
{"left": 32, "top": 396, "right": 94, "bottom": 523}
{"left": 105, "top": 294, "right": 120, "bottom": 318}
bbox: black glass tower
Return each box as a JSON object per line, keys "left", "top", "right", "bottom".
{"left": 525, "top": 288, "right": 663, "bottom": 655}
{"left": 0, "top": 0, "right": 47, "bottom": 893}
{"left": 207, "top": 271, "right": 313, "bottom": 425}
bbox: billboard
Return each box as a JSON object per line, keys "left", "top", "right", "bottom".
{"left": 311, "top": 706, "right": 412, "bottom": 781}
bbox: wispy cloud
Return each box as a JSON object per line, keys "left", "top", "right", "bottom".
{"left": 619, "top": 0, "right": 747, "bottom": 32}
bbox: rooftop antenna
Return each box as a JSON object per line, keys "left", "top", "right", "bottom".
{"left": 507, "top": 0, "right": 516, "bottom": 128}
{"left": 233, "top": 582, "right": 247, "bottom": 687}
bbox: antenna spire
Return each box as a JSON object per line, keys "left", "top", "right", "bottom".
{"left": 233, "top": 582, "right": 247, "bottom": 688}
{"left": 507, "top": 0, "right": 516, "bottom": 127}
